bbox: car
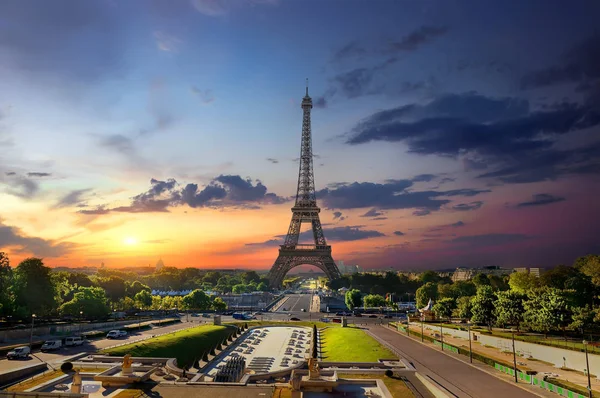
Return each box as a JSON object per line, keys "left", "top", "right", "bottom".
{"left": 191, "top": 313, "right": 200, "bottom": 317}
{"left": 254, "top": 311, "right": 263, "bottom": 315}
{"left": 383, "top": 315, "right": 393, "bottom": 319}
{"left": 300, "top": 309, "right": 306, "bottom": 312}
{"left": 65, "top": 336, "right": 84, "bottom": 346}
{"left": 106, "top": 330, "right": 127, "bottom": 339}
{"left": 290, "top": 317, "right": 301, "bottom": 321}
{"left": 41, "top": 340, "right": 62, "bottom": 352}
{"left": 201, "top": 313, "right": 211, "bottom": 318}
{"left": 368, "top": 315, "right": 378, "bottom": 318}
{"left": 354, "top": 313, "right": 363, "bottom": 317}
{"left": 6, "top": 346, "right": 31, "bottom": 359}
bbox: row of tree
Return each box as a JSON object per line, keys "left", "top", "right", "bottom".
{"left": 0, "top": 253, "right": 228, "bottom": 320}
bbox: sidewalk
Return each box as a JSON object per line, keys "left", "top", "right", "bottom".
{"left": 404, "top": 323, "right": 600, "bottom": 396}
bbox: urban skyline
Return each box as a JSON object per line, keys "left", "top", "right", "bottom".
{"left": 1, "top": 0, "right": 599, "bottom": 270}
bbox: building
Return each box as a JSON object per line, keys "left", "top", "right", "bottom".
{"left": 155, "top": 258, "right": 165, "bottom": 272}
{"left": 336, "top": 260, "right": 362, "bottom": 275}
{"left": 514, "top": 267, "right": 542, "bottom": 277}
{"left": 451, "top": 266, "right": 512, "bottom": 282}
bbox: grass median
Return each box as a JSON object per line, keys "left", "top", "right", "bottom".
{"left": 321, "top": 326, "right": 397, "bottom": 362}
{"left": 101, "top": 324, "right": 231, "bottom": 368}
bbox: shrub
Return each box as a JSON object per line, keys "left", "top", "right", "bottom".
{"left": 61, "top": 362, "right": 74, "bottom": 372}
{"left": 384, "top": 369, "right": 393, "bottom": 377}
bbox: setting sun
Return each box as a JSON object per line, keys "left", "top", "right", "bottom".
{"left": 123, "top": 237, "right": 138, "bottom": 246}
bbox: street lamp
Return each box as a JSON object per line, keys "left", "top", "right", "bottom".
{"left": 467, "top": 321, "right": 473, "bottom": 363}
{"left": 79, "top": 311, "right": 83, "bottom": 333}
{"left": 440, "top": 324, "right": 444, "bottom": 351}
{"left": 511, "top": 328, "right": 518, "bottom": 383}
{"left": 583, "top": 340, "right": 592, "bottom": 398}
{"left": 421, "top": 315, "right": 424, "bottom": 342}
{"left": 29, "top": 314, "right": 36, "bottom": 348}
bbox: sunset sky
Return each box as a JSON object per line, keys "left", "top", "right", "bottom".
{"left": 1, "top": 0, "right": 599, "bottom": 271}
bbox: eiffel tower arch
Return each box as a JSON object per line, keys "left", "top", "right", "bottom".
{"left": 268, "top": 82, "right": 342, "bottom": 288}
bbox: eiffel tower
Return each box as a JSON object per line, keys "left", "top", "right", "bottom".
{"left": 268, "top": 82, "right": 342, "bottom": 288}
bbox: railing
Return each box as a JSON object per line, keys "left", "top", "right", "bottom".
{"left": 280, "top": 244, "right": 330, "bottom": 251}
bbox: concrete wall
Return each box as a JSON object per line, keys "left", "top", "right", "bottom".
{"left": 414, "top": 323, "right": 600, "bottom": 376}
{"left": 0, "top": 320, "right": 138, "bottom": 343}
{"left": 0, "top": 363, "right": 48, "bottom": 387}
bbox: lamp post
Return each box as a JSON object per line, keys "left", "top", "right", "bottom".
{"left": 29, "top": 314, "right": 36, "bottom": 348}
{"left": 79, "top": 311, "right": 83, "bottom": 333}
{"left": 511, "top": 328, "right": 518, "bottom": 383}
{"left": 583, "top": 340, "right": 592, "bottom": 398}
{"left": 468, "top": 321, "right": 473, "bottom": 363}
{"left": 421, "top": 315, "right": 424, "bottom": 342}
{"left": 440, "top": 324, "right": 444, "bottom": 351}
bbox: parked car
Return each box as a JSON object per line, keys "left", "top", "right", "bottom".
{"left": 7, "top": 346, "right": 31, "bottom": 359}
{"left": 190, "top": 313, "right": 200, "bottom": 317}
{"left": 65, "top": 336, "right": 84, "bottom": 347}
{"left": 201, "top": 313, "right": 211, "bottom": 318}
{"left": 354, "top": 313, "right": 363, "bottom": 317}
{"left": 41, "top": 340, "right": 62, "bottom": 352}
{"left": 383, "top": 315, "right": 393, "bottom": 319}
{"left": 368, "top": 314, "right": 378, "bottom": 318}
{"left": 300, "top": 309, "right": 306, "bottom": 312}
{"left": 106, "top": 330, "right": 127, "bottom": 339}
{"left": 290, "top": 317, "right": 301, "bottom": 321}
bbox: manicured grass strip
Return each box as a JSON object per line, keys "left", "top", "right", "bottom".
{"left": 7, "top": 370, "right": 65, "bottom": 392}
{"left": 321, "top": 326, "right": 397, "bottom": 362}
{"left": 338, "top": 373, "right": 415, "bottom": 398}
{"left": 101, "top": 325, "right": 230, "bottom": 368}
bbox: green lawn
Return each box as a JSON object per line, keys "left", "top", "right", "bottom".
{"left": 321, "top": 326, "right": 397, "bottom": 362}
{"left": 101, "top": 324, "right": 231, "bottom": 368}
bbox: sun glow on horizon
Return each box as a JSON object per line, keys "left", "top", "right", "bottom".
{"left": 123, "top": 237, "right": 138, "bottom": 246}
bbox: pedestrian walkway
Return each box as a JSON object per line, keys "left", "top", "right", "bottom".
{"left": 404, "top": 323, "right": 599, "bottom": 396}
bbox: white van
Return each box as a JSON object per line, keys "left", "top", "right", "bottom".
{"left": 41, "top": 340, "right": 62, "bottom": 352}
{"left": 7, "top": 346, "right": 30, "bottom": 359}
{"left": 65, "top": 336, "right": 84, "bottom": 347}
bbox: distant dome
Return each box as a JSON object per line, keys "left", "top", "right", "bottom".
{"left": 155, "top": 258, "right": 165, "bottom": 271}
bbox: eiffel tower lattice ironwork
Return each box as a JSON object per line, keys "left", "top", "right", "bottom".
{"left": 268, "top": 82, "right": 342, "bottom": 288}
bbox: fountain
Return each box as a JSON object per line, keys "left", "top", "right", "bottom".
{"left": 94, "top": 354, "right": 157, "bottom": 387}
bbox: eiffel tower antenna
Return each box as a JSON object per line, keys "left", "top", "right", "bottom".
{"left": 267, "top": 84, "right": 341, "bottom": 288}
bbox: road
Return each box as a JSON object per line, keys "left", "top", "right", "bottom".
{"left": 369, "top": 326, "right": 537, "bottom": 398}
{"left": 276, "top": 294, "right": 313, "bottom": 312}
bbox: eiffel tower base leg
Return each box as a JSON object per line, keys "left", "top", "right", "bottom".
{"left": 268, "top": 249, "right": 341, "bottom": 289}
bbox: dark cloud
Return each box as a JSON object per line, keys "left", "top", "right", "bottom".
{"left": 521, "top": 33, "right": 600, "bottom": 89}
{"left": 516, "top": 193, "right": 565, "bottom": 208}
{"left": 388, "top": 26, "right": 449, "bottom": 53}
{"left": 82, "top": 175, "right": 287, "bottom": 214}
{"left": 451, "top": 233, "right": 529, "bottom": 248}
{"left": 4, "top": 171, "right": 16, "bottom": 176}
{"left": 246, "top": 225, "right": 385, "bottom": 247}
{"left": 317, "top": 178, "right": 488, "bottom": 213}
{"left": 413, "top": 209, "right": 431, "bottom": 217}
{"left": 27, "top": 172, "right": 52, "bottom": 177}
{"left": 0, "top": 220, "right": 75, "bottom": 257}
{"left": 372, "top": 217, "right": 387, "bottom": 220}
{"left": 0, "top": 1, "right": 127, "bottom": 83}
{"left": 266, "top": 158, "right": 279, "bottom": 164}
{"left": 54, "top": 189, "right": 92, "bottom": 209}
{"left": 190, "top": 86, "right": 215, "bottom": 104}
{"left": 361, "top": 208, "right": 383, "bottom": 217}
{"left": 314, "top": 96, "right": 327, "bottom": 109}
{"left": 411, "top": 174, "right": 437, "bottom": 182}
{"left": 452, "top": 201, "right": 483, "bottom": 211}
{"left": 346, "top": 92, "right": 600, "bottom": 183}
{"left": 333, "top": 68, "right": 377, "bottom": 99}
{"left": 99, "top": 134, "right": 136, "bottom": 155}
{"left": 3, "top": 176, "right": 39, "bottom": 199}
{"left": 393, "top": 231, "right": 405, "bottom": 236}
{"left": 333, "top": 211, "right": 345, "bottom": 221}
{"left": 450, "top": 221, "right": 465, "bottom": 227}
{"left": 332, "top": 41, "right": 367, "bottom": 62}
{"left": 78, "top": 207, "right": 110, "bottom": 215}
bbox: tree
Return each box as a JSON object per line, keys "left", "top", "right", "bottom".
{"left": 134, "top": 290, "right": 152, "bottom": 309}
{"left": 345, "top": 289, "right": 362, "bottom": 310}
{"left": 416, "top": 282, "right": 438, "bottom": 309}
{"left": 432, "top": 297, "right": 455, "bottom": 321}
{"left": 419, "top": 271, "right": 440, "bottom": 284}
{"left": 12, "top": 258, "right": 56, "bottom": 317}
{"left": 451, "top": 280, "right": 477, "bottom": 298}
{"left": 470, "top": 286, "right": 496, "bottom": 330}
{"left": 126, "top": 280, "right": 151, "bottom": 296}
{"left": 508, "top": 271, "right": 540, "bottom": 294}
{"left": 472, "top": 273, "right": 491, "bottom": 287}
{"left": 60, "top": 287, "right": 109, "bottom": 319}
{"left": 0, "top": 252, "right": 11, "bottom": 317}
{"left": 363, "top": 294, "right": 386, "bottom": 308}
{"left": 182, "top": 289, "right": 211, "bottom": 311}
{"left": 494, "top": 290, "right": 524, "bottom": 330}
{"left": 523, "top": 287, "right": 572, "bottom": 338}
{"left": 541, "top": 265, "right": 579, "bottom": 289}
{"left": 569, "top": 305, "right": 596, "bottom": 338}
{"left": 454, "top": 296, "right": 473, "bottom": 320}
{"left": 97, "top": 276, "right": 127, "bottom": 303}
{"left": 118, "top": 297, "right": 136, "bottom": 311}
{"left": 202, "top": 271, "right": 222, "bottom": 286}
{"left": 212, "top": 297, "right": 227, "bottom": 311}
{"left": 232, "top": 284, "right": 250, "bottom": 294}
{"left": 576, "top": 255, "right": 600, "bottom": 287}
{"left": 256, "top": 282, "right": 269, "bottom": 292}
{"left": 241, "top": 271, "right": 260, "bottom": 284}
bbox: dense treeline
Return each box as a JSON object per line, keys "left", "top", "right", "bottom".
{"left": 0, "top": 253, "right": 268, "bottom": 321}
{"left": 334, "top": 255, "right": 600, "bottom": 338}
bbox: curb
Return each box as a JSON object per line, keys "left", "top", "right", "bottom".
{"left": 380, "top": 325, "right": 550, "bottom": 398}
{"left": 415, "top": 372, "right": 450, "bottom": 398}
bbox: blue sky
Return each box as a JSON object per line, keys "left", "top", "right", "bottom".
{"left": 1, "top": 0, "right": 599, "bottom": 270}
